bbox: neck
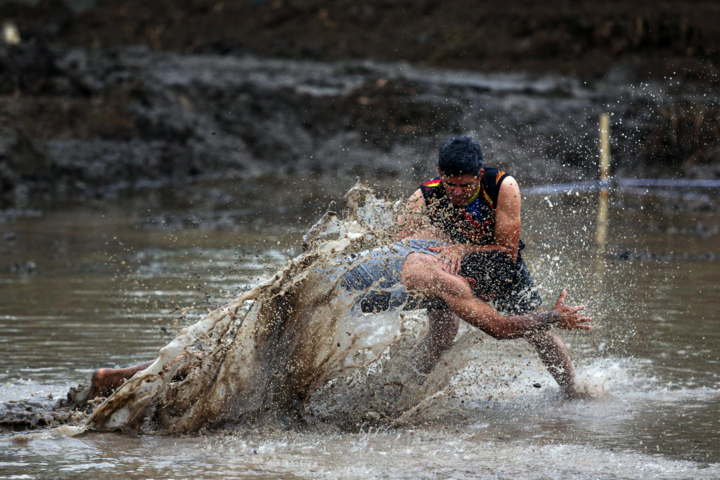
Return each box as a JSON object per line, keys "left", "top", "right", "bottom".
{"left": 456, "top": 184, "right": 481, "bottom": 207}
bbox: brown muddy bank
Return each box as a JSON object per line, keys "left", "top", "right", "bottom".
{"left": 3, "top": 0, "right": 719, "bottom": 78}
{"left": 2, "top": 41, "right": 720, "bottom": 209}
{"left": 2, "top": 0, "right": 720, "bottom": 209}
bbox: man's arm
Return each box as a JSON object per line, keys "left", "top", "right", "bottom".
{"left": 402, "top": 252, "right": 591, "bottom": 339}
{"left": 395, "top": 189, "right": 427, "bottom": 240}
{"left": 493, "top": 175, "right": 521, "bottom": 262}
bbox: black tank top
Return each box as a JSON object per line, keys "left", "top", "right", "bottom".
{"left": 419, "top": 167, "right": 509, "bottom": 245}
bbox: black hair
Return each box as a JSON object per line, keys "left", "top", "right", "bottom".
{"left": 437, "top": 136, "right": 483, "bottom": 176}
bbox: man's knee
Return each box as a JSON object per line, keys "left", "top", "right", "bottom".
{"left": 429, "top": 309, "right": 460, "bottom": 330}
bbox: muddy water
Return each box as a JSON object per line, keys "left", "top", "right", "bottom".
{"left": 1, "top": 186, "right": 719, "bottom": 479}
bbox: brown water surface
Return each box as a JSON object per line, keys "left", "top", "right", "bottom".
{"left": 1, "top": 188, "right": 719, "bottom": 479}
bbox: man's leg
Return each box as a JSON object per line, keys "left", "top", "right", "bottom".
{"left": 412, "top": 309, "right": 460, "bottom": 376}
{"left": 90, "top": 361, "right": 154, "bottom": 397}
{"left": 462, "top": 251, "right": 583, "bottom": 397}
{"left": 89, "top": 354, "right": 199, "bottom": 398}
{"left": 527, "top": 330, "right": 582, "bottom": 398}
{"left": 411, "top": 311, "right": 582, "bottom": 396}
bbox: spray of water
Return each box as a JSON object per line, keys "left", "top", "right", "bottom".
{"left": 56, "top": 183, "right": 456, "bottom": 435}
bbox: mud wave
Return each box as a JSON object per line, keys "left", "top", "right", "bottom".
{"left": 60, "top": 184, "right": 442, "bottom": 434}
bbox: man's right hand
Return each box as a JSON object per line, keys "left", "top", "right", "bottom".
{"left": 552, "top": 289, "right": 592, "bottom": 330}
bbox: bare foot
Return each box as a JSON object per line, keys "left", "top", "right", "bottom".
{"left": 90, "top": 369, "right": 121, "bottom": 398}
{"left": 89, "top": 361, "right": 154, "bottom": 398}
{"left": 563, "top": 384, "right": 593, "bottom": 400}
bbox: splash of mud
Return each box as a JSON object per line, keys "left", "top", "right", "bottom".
{"left": 3, "top": 183, "right": 598, "bottom": 439}
{"left": 39, "top": 183, "right": 456, "bottom": 435}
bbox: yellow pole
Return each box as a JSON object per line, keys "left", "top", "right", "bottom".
{"left": 599, "top": 114, "right": 610, "bottom": 182}
{"left": 594, "top": 114, "right": 610, "bottom": 289}
{"left": 596, "top": 114, "right": 610, "bottom": 246}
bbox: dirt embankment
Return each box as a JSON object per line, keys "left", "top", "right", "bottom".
{"left": 3, "top": 0, "right": 719, "bottom": 78}
{"left": 0, "top": 45, "right": 466, "bottom": 205}
{"left": 2, "top": 42, "right": 719, "bottom": 207}
{"left": 1, "top": 1, "right": 720, "bottom": 207}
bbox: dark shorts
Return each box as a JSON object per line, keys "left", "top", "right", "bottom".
{"left": 343, "top": 240, "right": 542, "bottom": 315}
{"left": 459, "top": 248, "right": 542, "bottom": 314}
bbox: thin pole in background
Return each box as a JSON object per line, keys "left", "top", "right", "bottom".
{"left": 596, "top": 114, "right": 610, "bottom": 247}
{"left": 594, "top": 114, "right": 611, "bottom": 288}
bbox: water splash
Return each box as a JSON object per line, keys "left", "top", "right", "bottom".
{"left": 70, "top": 183, "right": 434, "bottom": 434}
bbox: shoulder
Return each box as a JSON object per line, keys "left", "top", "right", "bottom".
{"left": 408, "top": 188, "right": 423, "bottom": 202}
{"left": 419, "top": 177, "right": 443, "bottom": 202}
{"left": 405, "top": 188, "right": 426, "bottom": 212}
{"left": 420, "top": 177, "right": 442, "bottom": 190}
{"left": 498, "top": 175, "right": 520, "bottom": 196}
{"left": 497, "top": 175, "right": 521, "bottom": 213}
{"left": 480, "top": 167, "right": 513, "bottom": 206}
{"left": 481, "top": 168, "right": 510, "bottom": 188}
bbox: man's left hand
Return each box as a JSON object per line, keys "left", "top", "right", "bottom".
{"left": 429, "top": 244, "right": 468, "bottom": 275}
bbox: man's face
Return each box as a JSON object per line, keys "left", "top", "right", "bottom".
{"left": 439, "top": 168, "right": 483, "bottom": 206}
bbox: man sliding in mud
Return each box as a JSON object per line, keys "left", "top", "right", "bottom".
{"left": 342, "top": 136, "right": 590, "bottom": 398}
{"left": 92, "top": 136, "right": 590, "bottom": 399}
